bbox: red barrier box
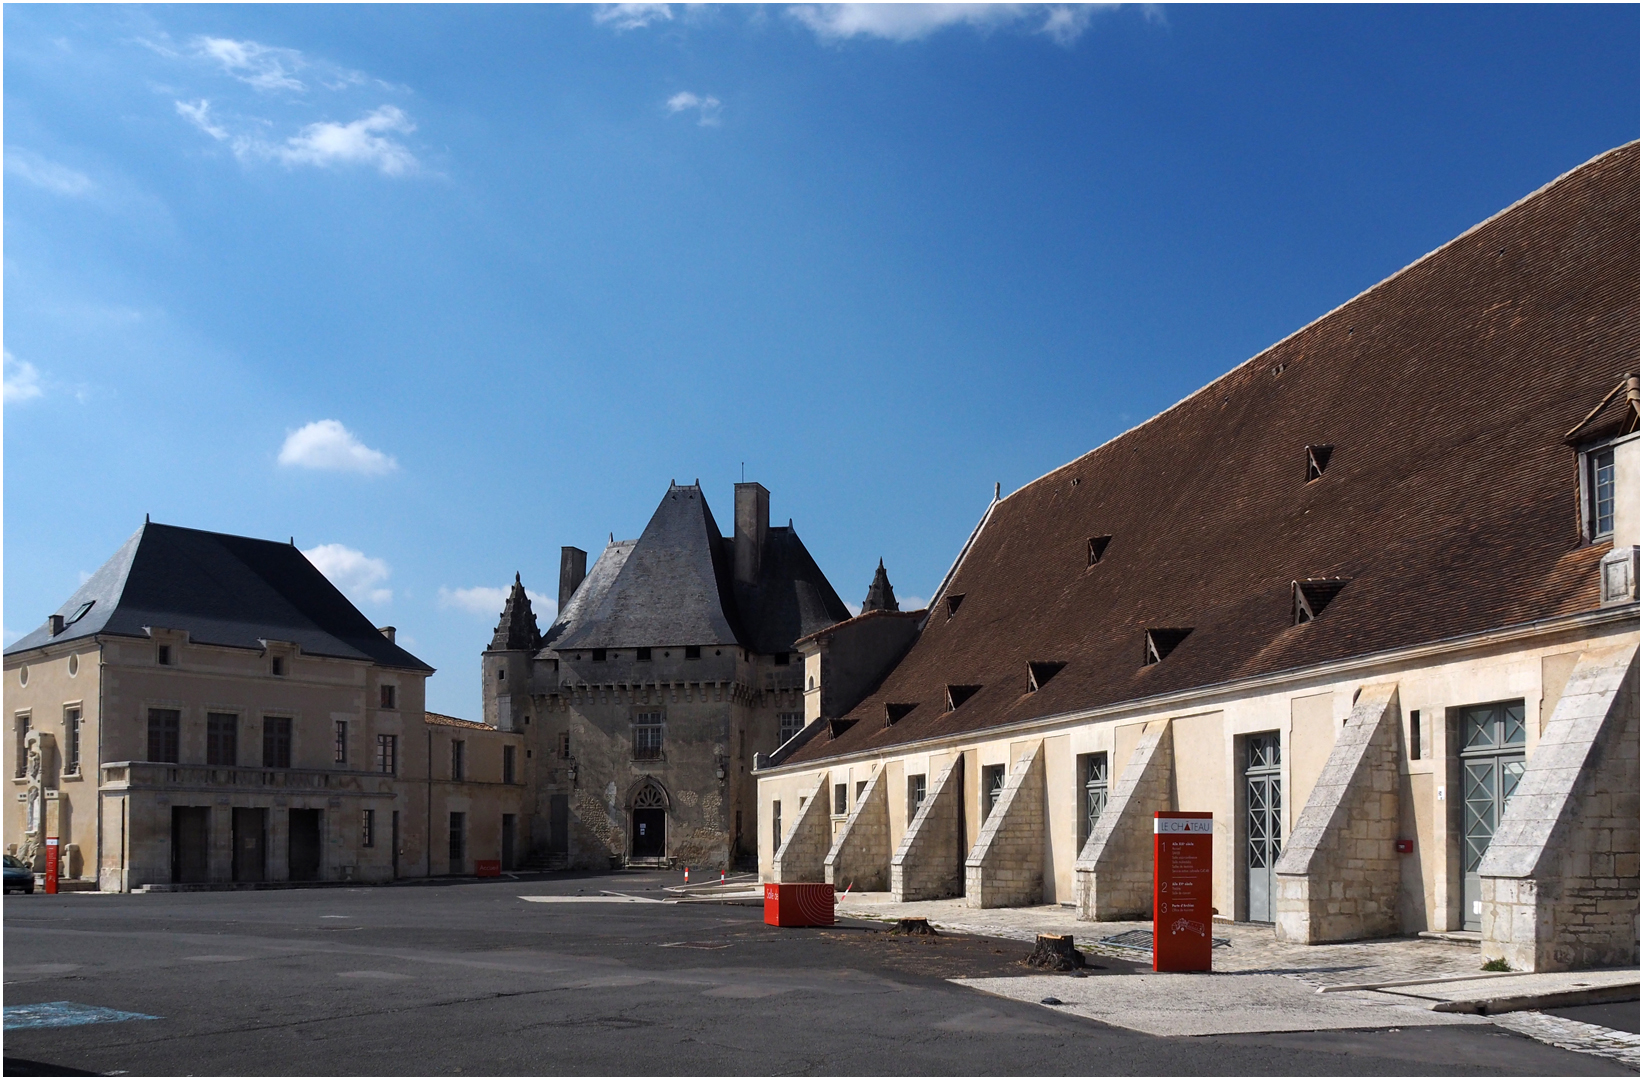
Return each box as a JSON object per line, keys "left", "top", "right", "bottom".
{"left": 1153, "top": 811, "right": 1212, "bottom": 972}
{"left": 475, "top": 860, "right": 501, "bottom": 878}
{"left": 763, "top": 882, "right": 835, "bottom": 927}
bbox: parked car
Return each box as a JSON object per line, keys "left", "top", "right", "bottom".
{"left": 4, "top": 853, "right": 35, "bottom": 894}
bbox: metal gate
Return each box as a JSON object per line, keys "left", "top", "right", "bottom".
{"left": 1244, "top": 734, "right": 1282, "bottom": 922}
{"left": 1461, "top": 701, "right": 1526, "bottom": 931}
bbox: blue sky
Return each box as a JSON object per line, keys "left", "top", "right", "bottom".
{"left": 5, "top": 3, "right": 1637, "bottom": 719}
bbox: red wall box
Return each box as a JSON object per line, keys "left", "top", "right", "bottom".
{"left": 764, "top": 883, "right": 835, "bottom": 927}
{"left": 474, "top": 860, "right": 501, "bottom": 878}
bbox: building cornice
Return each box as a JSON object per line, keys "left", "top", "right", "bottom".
{"left": 754, "top": 604, "right": 1639, "bottom": 777}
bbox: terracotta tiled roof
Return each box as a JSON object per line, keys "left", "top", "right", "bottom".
{"left": 787, "top": 142, "right": 1639, "bottom": 767}
{"left": 425, "top": 711, "right": 493, "bottom": 730}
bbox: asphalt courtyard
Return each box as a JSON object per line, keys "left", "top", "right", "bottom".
{"left": 2, "top": 872, "right": 1630, "bottom": 1076}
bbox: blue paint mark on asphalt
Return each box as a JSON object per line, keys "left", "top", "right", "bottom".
{"left": 4, "top": 1001, "right": 160, "bottom": 1030}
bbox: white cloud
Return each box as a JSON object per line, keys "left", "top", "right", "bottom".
{"left": 176, "top": 98, "right": 229, "bottom": 141}
{"left": 278, "top": 420, "right": 398, "bottom": 475}
{"left": 666, "top": 91, "right": 723, "bottom": 127}
{"left": 788, "top": 4, "right": 1114, "bottom": 45}
{"left": 438, "top": 585, "right": 555, "bottom": 618}
{"left": 191, "top": 36, "right": 307, "bottom": 92}
{"left": 900, "top": 595, "right": 929, "bottom": 612}
{"left": 594, "top": 4, "right": 674, "bottom": 30}
{"left": 271, "top": 105, "right": 418, "bottom": 175}
{"left": 5, "top": 148, "right": 94, "bottom": 196}
{"left": 303, "top": 543, "right": 392, "bottom": 606}
{"left": 4, "top": 352, "right": 43, "bottom": 404}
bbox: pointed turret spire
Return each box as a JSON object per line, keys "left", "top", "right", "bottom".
{"left": 861, "top": 558, "right": 899, "bottom": 614}
{"left": 490, "top": 573, "right": 542, "bottom": 651}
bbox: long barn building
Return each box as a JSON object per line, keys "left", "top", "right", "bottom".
{"left": 755, "top": 142, "right": 1641, "bottom": 972}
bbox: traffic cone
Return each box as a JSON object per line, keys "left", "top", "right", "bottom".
{"left": 720, "top": 870, "right": 725, "bottom": 885}
{"left": 684, "top": 866, "right": 690, "bottom": 884}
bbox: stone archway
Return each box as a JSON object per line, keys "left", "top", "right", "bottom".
{"left": 630, "top": 779, "right": 668, "bottom": 860}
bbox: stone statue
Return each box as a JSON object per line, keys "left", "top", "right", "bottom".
{"left": 20, "top": 730, "right": 54, "bottom": 872}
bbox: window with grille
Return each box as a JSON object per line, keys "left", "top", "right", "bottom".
{"left": 907, "top": 774, "right": 927, "bottom": 822}
{"left": 262, "top": 717, "right": 292, "bottom": 768}
{"left": 334, "top": 720, "right": 348, "bottom": 765}
{"left": 983, "top": 764, "right": 1007, "bottom": 820}
{"left": 207, "top": 712, "right": 237, "bottom": 767}
{"left": 64, "top": 708, "right": 82, "bottom": 774}
{"left": 503, "top": 744, "right": 516, "bottom": 785}
{"left": 148, "top": 709, "right": 180, "bottom": 763}
{"left": 1588, "top": 446, "right": 1617, "bottom": 539}
{"left": 633, "top": 713, "right": 664, "bottom": 760}
{"left": 779, "top": 712, "right": 804, "bottom": 744}
{"left": 1080, "top": 752, "right": 1108, "bottom": 845}
{"left": 377, "top": 733, "right": 397, "bottom": 775}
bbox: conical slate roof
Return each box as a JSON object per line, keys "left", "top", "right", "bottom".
{"left": 490, "top": 573, "right": 542, "bottom": 651}
{"left": 862, "top": 559, "right": 899, "bottom": 613}
{"left": 5, "top": 521, "right": 433, "bottom": 671}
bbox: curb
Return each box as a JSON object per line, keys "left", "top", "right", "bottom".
{"left": 1430, "top": 983, "right": 1640, "bottom": 1015}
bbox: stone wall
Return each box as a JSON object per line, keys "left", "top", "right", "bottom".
{"left": 965, "top": 741, "right": 1045, "bottom": 907}
{"left": 771, "top": 774, "right": 830, "bottom": 883}
{"left": 1075, "top": 720, "right": 1173, "bottom": 920}
{"left": 825, "top": 765, "right": 890, "bottom": 891}
{"left": 891, "top": 757, "right": 963, "bottom": 901}
{"left": 1480, "top": 645, "right": 1640, "bottom": 971}
{"left": 1274, "top": 683, "right": 1402, "bottom": 944}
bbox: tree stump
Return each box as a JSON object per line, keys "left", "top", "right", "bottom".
{"left": 890, "top": 917, "right": 938, "bottom": 935}
{"left": 1025, "top": 933, "right": 1087, "bottom": 970}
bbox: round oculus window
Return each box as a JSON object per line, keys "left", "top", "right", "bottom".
{"left": 18, "top": 665, "right": 28, "bottom": 687}
{"left": 68, "top": 654, "right": 79, "bottom": 677}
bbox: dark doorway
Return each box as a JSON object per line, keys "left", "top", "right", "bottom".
{"left": 391, "top": 811, "right": 400, "bottom": 877}
{"left": 171, "top": 807, "right": 209, "bottom": 883}
{"left": 953, "top": 756, "right": 967, "bottom": 897}
{"left": 631, "top": 782, "right": 667, "bottom": 859}
{"left": 548, "top": 794, "right": 569, "bottom": 854}
{"left": 289, "top": 809, "right": 323, "bottom": 882}
{"left": 501, "top": 814, "right": 516, "bottom": 870}
{"left": 233, "top": 808, "right": 266, "bottom": 882}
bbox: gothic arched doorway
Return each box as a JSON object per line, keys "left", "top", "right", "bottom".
{"left": 630, "top": 781, "right": 667, "bottom": 859}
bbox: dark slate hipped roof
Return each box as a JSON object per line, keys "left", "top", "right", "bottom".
{"left": 490, "top": 574, "right": 542, "bottom": 651}
{"left": 542, "top": 482, "right": 850, "bottom": 654}
{"left": 5, "top": 522, "right": 433, "bottom": 672}
{"left": 786, "top": 141, "right": 1640, "bottom": 768}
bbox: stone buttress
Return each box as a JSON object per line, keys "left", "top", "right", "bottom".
{"left": 891, "top": 757, "right": 964, "bottom": 901}
{"left": 965, "top": 741, "right": 1046, "bottom": 908}
{"left": 771, "top": 773, "right": 831, "bottom": 883}
{"left": 1074, "top": 720, "right": 1173, "bottom": 920}
{"left": 825, "top": 765, "right": 890, "bottom": 891}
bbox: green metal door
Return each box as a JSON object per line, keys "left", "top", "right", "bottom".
{"left": 1460, "top": 701, "right": 1526, "bottom": 931}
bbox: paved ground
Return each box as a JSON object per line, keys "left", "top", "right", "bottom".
{"left": 2, "top": 873, "right": 1631, "bottom": 1076}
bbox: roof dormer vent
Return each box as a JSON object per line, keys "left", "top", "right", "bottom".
{"left": 1087, "top": 536, "right": 1112, "bottom": 565}
{"left": 1305, "top": 445, "right": 1334, "bottom": 482}
{"left": 946, "top": 593, "right": 966, "bottom": 618}
{"left": 885, "top": 702, "right": 917, "bottom": 726}
{"left": 945, "top": 684, "right": 981, "bottom": 712}
{"left": 1293, "top": 578, "right": 1351, "bottom": 625}
{"left": 1026, "top": 661, "right": 1065, "bottom": 693}
{"left": 1143, "top": 628, "right": 1192, "bottom": 666}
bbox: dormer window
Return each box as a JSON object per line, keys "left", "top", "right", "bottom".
{"left": 1087, "top": 536, "right": 1112, "bottom": 565}
{"left": 1143, "top": 628, "right": 1192, "bottom": 666}
{"left": 945, "top": 684, "right": 981, "bottom": 711}
{"left": 1027, "top": 661, "right": 1065, "bottom": 693}
{"left": 946, "top": 594, "right": 965, "bottom": 618}
{"left": 157, "top": 645, "right": 172, "bottom": 666}
{"left": 1587, "top": 445, "right": 1617, "bottom": 540}
{"left": 1293, "top": 578, "right": 1350, "bottom": 624}
{"left": 1305, "top": 445, "right": 1334, "bottom": 482}
{"left": 885, "top": 702, "right": 917, "bottom": 726}
{"left": 271, "top": 656, "right": 284, "bottom": 677}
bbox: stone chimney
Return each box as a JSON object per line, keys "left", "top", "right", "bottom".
{"left": 559, "top": 547, "right": 588, "bottom": 613}
{"left": 734, "top": 482, "right": 769, "bottom": 586}
{"left": 377, "top": 626, "right": 396, "bottom": 643}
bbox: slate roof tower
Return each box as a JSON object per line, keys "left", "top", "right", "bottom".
{"left": 862, "top": 559, "right": 899, "bottom": 614}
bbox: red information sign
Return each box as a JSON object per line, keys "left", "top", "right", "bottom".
{"left": 763, "top": 883, "right": 835, "bottom": 927}
{"left": 474, "top": 859, "right": 501, "bottom": 878}
{"left": 1153, "top": 811, "right": 1212, "bottom": 972}
{"left": 45, "top": 837, "right": 60, "bottom": 895}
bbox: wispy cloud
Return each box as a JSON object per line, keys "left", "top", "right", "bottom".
{"left": 4, "top": 352, "right": 44, "bottom": 404}
{"left": 5, "top": 148, "right": 94, "bottom": 196}
{"left": 278, "top": 419, "right": 398, "bottom": 475}
{"left": 666, "top": 91, "right": 723, "bottom": 127}
{"left": 438, "top": 585, "right": 554, "bottom": 618}
{"left": 594, "top": 4, "right": 675, "bottom": 31}
{"left": 788, "top": 4, "right": 1118, "bottom": 45}
{"left": 303, "top": 543, "right": 393, "bottom": 606}
{"left": 191, "top": 36, "right": 307, "bottom": 92}
{"left": 900, "top": 594, "right": 929, "bottom": 612}
{"left": 177, "top": 99, "right": 418, "bottom": 176}
{"left": 176, "top": 98, "right": 230, "bottom": 141}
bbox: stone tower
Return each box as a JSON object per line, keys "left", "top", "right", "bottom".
{"left": 482, "top": 574, "right": 540, "bottom": 732}
{"left": 862, "top": 559, "right": 899, "bottom": 614}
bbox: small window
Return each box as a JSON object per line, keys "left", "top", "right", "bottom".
{"left": 66, "top": 600, "right": 95, "bottom": 626}
{"left": 271, "top": 656, "right": 284, "bottom": 677}
{"left": 1409, "top": 710, "right": 1422, "bottom": 761}
{"left": 983, "top": 764, "right": 1007, "bottom": 820}
{"left": 497, "top": 668, "right": 505, "bottom": 682}
{"left": 448, "top": 811, "right": 466, "bottom": 864}
{"left": 684, "top": 646, "right": 701, "bottom": 660}
{"left": 634, "top": 712, "right": 664, "bottom": 759}
{"left": 1087, "top": 535, "right": 1112, "bottom": 565}
{"left": 380, "top": 684, "right": 396, "bottom": 710}
{"left": 362, "top": 809, "right": 375, "bottom": 848}
{"left": 451, "top": 740, "right": 465, "bottom": 781}
{"left": 591, "top": 649, "right": 607, "bottom": 663}
{"left": 376, "top": 733, "right": 398, "bottom": 775}
{"left": 907, "top": 774, "right": 927, "bottom": 821}
{"left": 774, "top": 652, "right": 790, "bottom": 666}
{"left": 885, "top": 702, "right": 917, "bottom": 726}
{"left": 1293, "top": 578, "right": 1350, "bottom": 625}
{"left": 148, "top": 709, "right": 181, "bottom": 763}
{"left": 944, "top": 684, "right": 981, "bottom": 712}
{"left": 856, "top": 779, "right": 867, "bottom": 802}
{"left": 1027, "top": 661, "right": 1065, "bottom": 693}
{"left": 157, "top": 645, "right": 172, "bottom": 667}
{"left": 1588, "top": 446, "right": 1617, "bottom": 539}
{"left": 946, "top": 593, "right": 966, "bottom": 618}
{"left": 262, "top": 716, "right": 292, "bottom": 769}
{"left": 64, "top": 708, "right": 82, "bottom": 774}
{"left": 1305, "top": 444, "right": 1334, "bottom": 482}
{"left": 834, "top": 783, "right": 848, "bottom": 816}
{"left": 1143, "top": 628, "right": 1192, "bottom": 666}
{"left": 503, "top": 744, "right": 516, "bottom": 785}
{"left": 779, "top": 712, "right": 804, "bottom": 744}
{"left": 558, "top": 731, "right": 571, "bottom": 758}
{"left": 772, "top": 801, "right": 782, "bottom": 850}
{"left": 636, "top": 647, "right": 652, "bottom": 662}
{"left": 334, "top": 720, "right": 349, "bottom": 765}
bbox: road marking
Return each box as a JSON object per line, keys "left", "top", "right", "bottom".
{"left": 519, "top": 894, "right": 667, "bottom": 904}
{"left": 183, "top": 955, "right": 250, "bottom": 962}
{"left": 4, "top": 1002, "right": 160, "bottom": 1030}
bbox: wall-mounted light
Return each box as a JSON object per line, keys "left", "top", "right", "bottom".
{"left": 567, "top": 761, "right": 579, "bottom": 785}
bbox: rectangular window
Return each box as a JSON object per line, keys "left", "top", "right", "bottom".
{"left": 684, "top": 645, "right": 701, "bottom": 660}
{"left": 262, "top": 716, "right": 292, "bottom": 769}
{"left": 834, "top": 782, "right": 848, "bottom": 816}
{"left": 271, "top": 656, "right": 284, "bottom": 677}
{"left": 148, "top": 709, "right": 181, "bottom": 763}
{"left": 503, "top": 744, "right": 516, "bottom": 785}
{"left": 1410, "top": 710, "right": 1422, "bottom": 761}
{"left": 908, "top": 774, "right": 927, "bottom": 822}
{"left": 63, "top": 708, "right": 82, "bottom": 774}
{"left": 772, "top": 801, "right": 782, "bottom": 851}
{"left": 856, "top": 780, "right": 867, "bottom": 802}
{"left": 334, "top": 720, "right": 348, "bottom": 765}
{"left": 1589, "top": 446, "right": 1617, "bottom": 538}
{"left": 633, "top": 712, "right": 664, "bottom": 760}
{"left": 983, "top": 764, "right": 1007, "bottom": 820}
{"left": 380, "top": 684, "right": 396, "bottom": 710}
{"left": 591, "top": 649, "right": 607, "bottom": 663}
{"left": 774, "top": 652, "right": 790, "bottom": 666}
{"left": 636, "top": 647, "right": 652, "bottom": 662}
{"left": 1079, "top": 752, "right": 1109, "bottom": 845}
{"left": 362, "top": 809, "right": 375, "bottom": 848}
{"left": 207, "top": 712, "right": 238, "bottom": 767}
{"left": 157, "top": 645, "right": 172, "bottom": 666}
{"left": 451, "top": 739, "right": 466, "bottom": 781}
{"left": 779, "top": 712, "right": 804, "bottom": 744}
{"left": 376, "top": 733, "right": 398, "bottom": 775}
{"left": 558, "top": 731, "right": 571, "bottom": 758}
{"left": 448, "top": 812, "right": 466, "bottom": 863}
{"left": 14, "top": 714, "right": 29, "bottom": 777}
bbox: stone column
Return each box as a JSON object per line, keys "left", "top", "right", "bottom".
{"left": 1075, "top": 720, "right": 1173, "bottom": 920}
{"left": 891, "top": 757, "right": 963, "bottom": 901}
{"left": 1273, "top": 683, "right": 1402, "bottom": 944}
{"left": 771, "top": 774, "right": 831, "bottom": 883}
{"left": 826, "top": 766, "right": 891, "bottom": 891}
{"left": 965, "top": 741, "right": 1046, "bottom": 908}
{"left": 1479, "top": 645, "right": 1639, "bottom": 972}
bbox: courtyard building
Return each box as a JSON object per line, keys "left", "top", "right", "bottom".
{"left": 756, "top": 142, "right": 1641, "bottom": 972}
